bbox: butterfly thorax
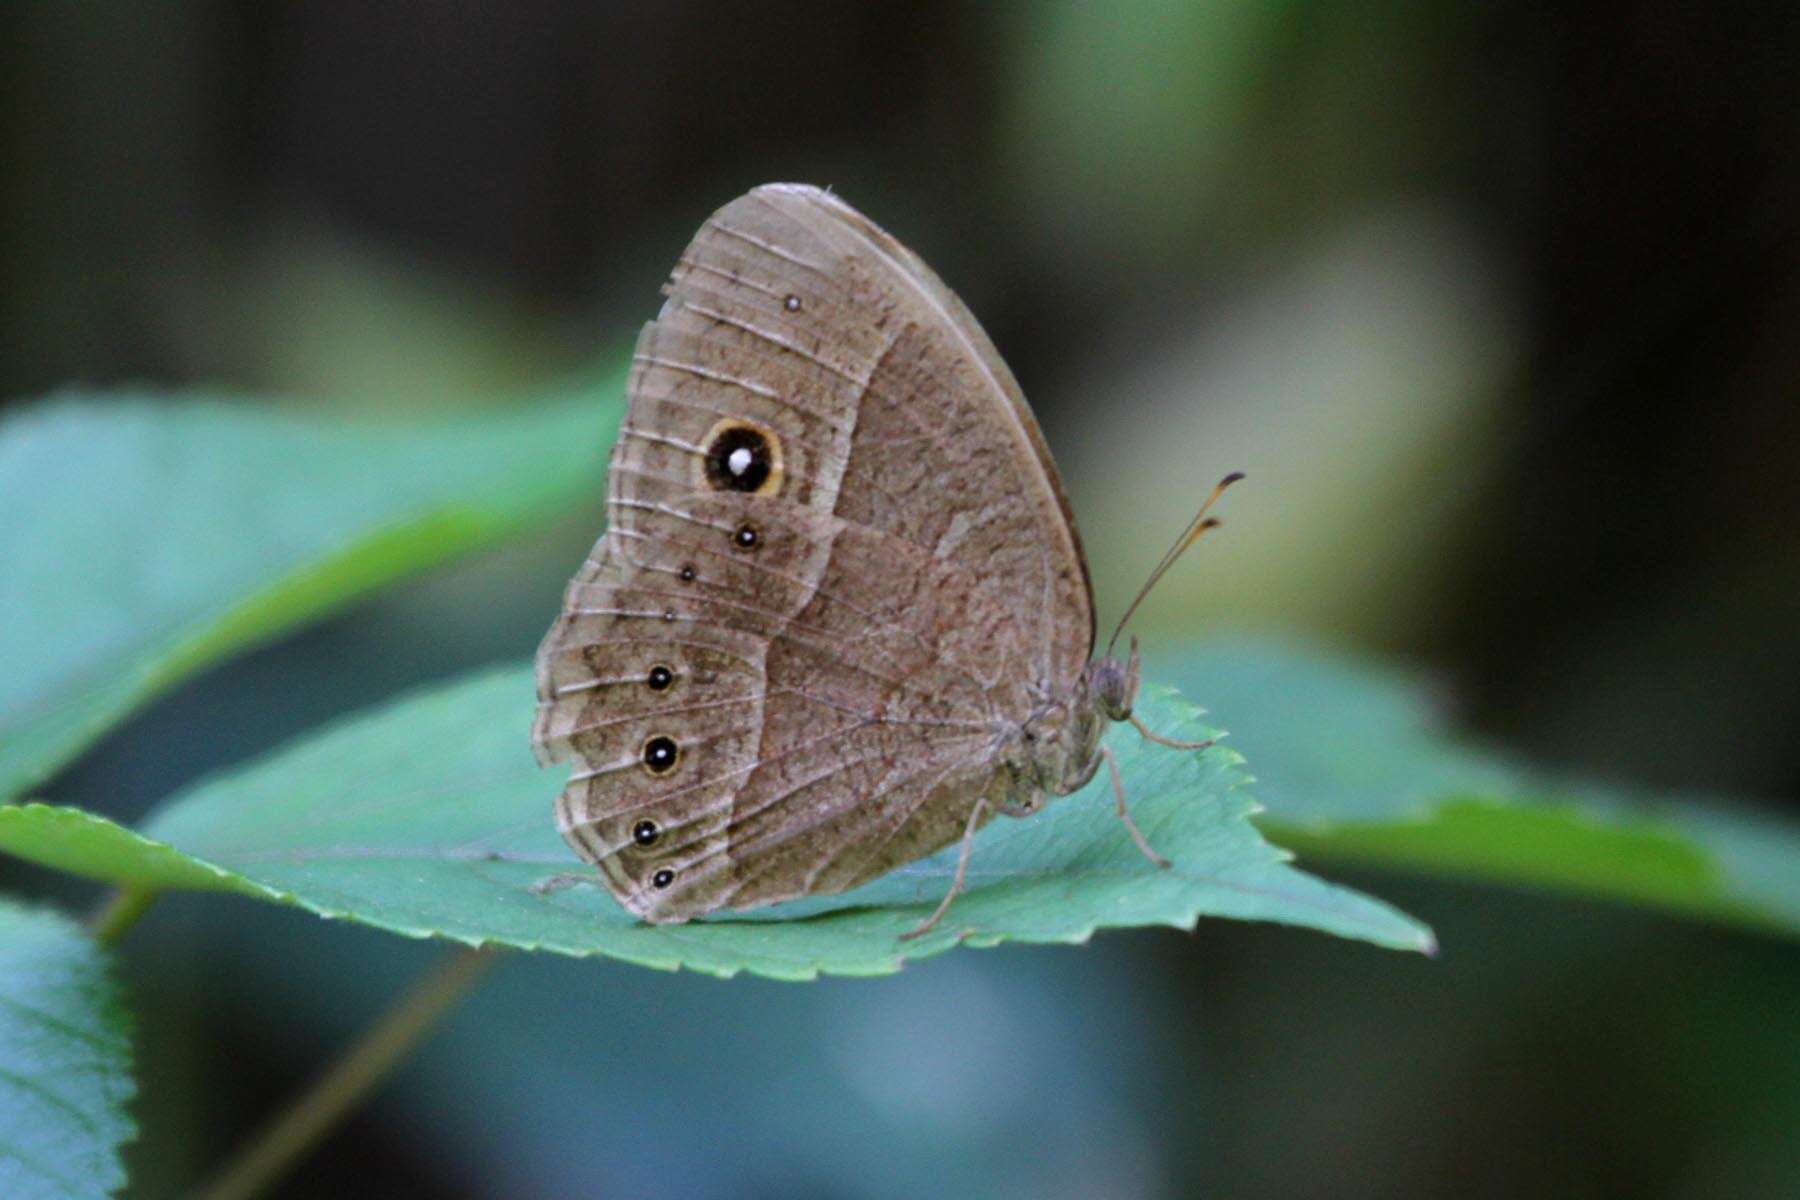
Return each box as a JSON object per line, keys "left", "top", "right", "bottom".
{"left": 1005, "top": 641, "right": 1143, "bottom": 808}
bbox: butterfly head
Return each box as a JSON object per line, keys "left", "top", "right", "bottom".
{"left": 1086, "top": 635, "right": 1143, "bottom": 722}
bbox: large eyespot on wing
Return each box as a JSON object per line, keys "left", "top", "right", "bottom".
{"left": 611, "top": 189, "right": 887, "bottom": 526}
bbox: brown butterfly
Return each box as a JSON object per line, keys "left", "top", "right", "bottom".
{"left": 533, "top": 183, "right": 1237, "bottom": 938}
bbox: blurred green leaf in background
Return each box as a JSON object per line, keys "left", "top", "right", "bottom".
{"left": 0, "top": 900, "right": 134, "bottom": 1200}
{"left": 0, "top": 388, "right": 619, "bottom": 800}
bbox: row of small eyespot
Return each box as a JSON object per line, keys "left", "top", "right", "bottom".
{"left": 626, "top": 415, "right": 780, "bottom": 891}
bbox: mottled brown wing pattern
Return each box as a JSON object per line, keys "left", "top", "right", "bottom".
{"left": 787, "top": 187, "right": 1095, "bottom": 683}
{"left": 532, "top": 183, "right": 1095, "bottom": 921}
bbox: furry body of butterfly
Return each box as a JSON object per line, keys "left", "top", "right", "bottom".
{"left": 533, "top": 183, "right": 1184, "bottom": 933}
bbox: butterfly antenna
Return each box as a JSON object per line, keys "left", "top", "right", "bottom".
{"left": 1105, "top": 472, "right": 1244, "bottom": 657}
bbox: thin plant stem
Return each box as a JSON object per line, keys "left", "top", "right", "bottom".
{"left": 191, "top": 944, "right": 500, "bottom": 1200}
{"left": 89, "top": 886, "right": 159, "bottom": 947}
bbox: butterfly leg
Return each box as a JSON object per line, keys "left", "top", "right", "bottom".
{"left": 1130, "top": 713, "right": 1214, "bottom": 752}
{"left": 899, "top": 796, "right": 990, "bottom": 942}
{"left": 1104, "top": 744, "right": 1172, "bottom": 869}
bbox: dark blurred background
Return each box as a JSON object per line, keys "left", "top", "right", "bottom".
{"left": 5, "top": 5, "right": 1798, "bottom": 1198}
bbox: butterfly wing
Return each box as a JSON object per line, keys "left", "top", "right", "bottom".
{"left": 533, "top": 184, "right": 1094, "bottom": 921}
{"left": 778, "top": 184, "right": 1096, "bottom": 675}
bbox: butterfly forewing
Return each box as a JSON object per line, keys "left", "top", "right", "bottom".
{"left": 533, "top": 183, "right": 1096, "bottom": 921}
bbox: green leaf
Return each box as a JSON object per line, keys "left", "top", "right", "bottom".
{"left": 1165, "top": 638, "right": 1800, "bottom": 936}
{"left": 0, "top": 899, "right": 135, "bottom": 1200}
{"left": 0, "top": 385, "right": 621, "bottom": 801}
{"left": 0, "top": 665, "right": 1432, "bottom": 980}
{"left": 0, "top": 807, "right": 261, "bottom": 898}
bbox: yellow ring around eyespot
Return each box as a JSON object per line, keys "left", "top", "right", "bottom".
{"left": 697, "top": 417, "right": 785, "bottom": 497}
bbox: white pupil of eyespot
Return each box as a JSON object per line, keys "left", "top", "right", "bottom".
{"left": 728, "top": 447, "right": 753, "bottom": 476}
